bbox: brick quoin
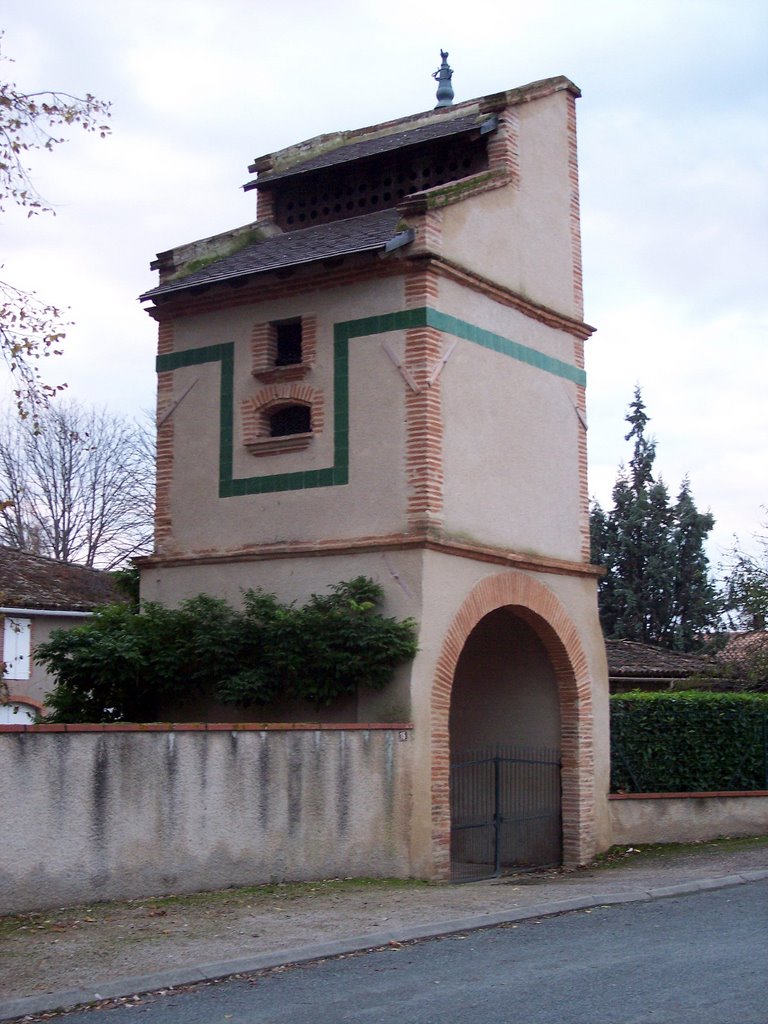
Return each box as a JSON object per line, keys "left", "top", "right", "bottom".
{"left": 566, "top": 92, "right": 584, "bottom": 318}
{"left": 430, "top": 569, "right": 595, "bottom": 877}
{"left": 404, "top": 267, "right": 440, "bottom": 309}
{"left": 576, "top": 380, "right": 590, "bottom": 561}
{"left": 154, "top": 321, "right": 176, "bottom": 552}
{"left": 486, "top": 109, "right": 520, "bottom": 186}
{"left": 256, "top": 189, "right": 275, "bottom": 223}
{"left": 404, "top": 326, "right": 444, "bottom": 530}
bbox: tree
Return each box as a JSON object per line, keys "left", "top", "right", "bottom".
{"left": 723, "top": 515, "right": 768, "bottom": 631}
{"left": 36, "top": 579, "right": 419, "bottom": 724}
{"left": 0, "top": 35, "right": 110, "bottom": 421}
{"left": 0, "top": 400, "right": 154, "bottom": 569}
{"left": 590, "top": 388, "right": 719, "bottom": 650}
{"left": 714, "top": 513, "right": 768, "bottom": 690}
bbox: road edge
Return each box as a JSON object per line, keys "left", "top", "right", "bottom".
{"left": 2, "top": 869, "right": 767, "bottom": 1022}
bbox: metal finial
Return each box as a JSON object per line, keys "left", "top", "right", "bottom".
{"left": 433, "top": 50, "right": 454, "bottom": 108}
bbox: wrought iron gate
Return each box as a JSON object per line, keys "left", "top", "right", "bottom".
{"left": 450, "top": 745, "right": 562, "bottom": 882}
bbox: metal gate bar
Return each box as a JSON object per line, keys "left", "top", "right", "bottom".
{"left": 450, "top": 744, "right": 562, "bottom": 883}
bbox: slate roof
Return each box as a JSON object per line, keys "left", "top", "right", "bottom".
{"left": 0, "top": 546, "right": 121, "bottom": 612}
{"left": 141, "top": 209, "right": 410, "bottom": 302}
{"left": 605, "top": 639, "right": 715, "bottom": 679}
{"left": 247, "top": 112, "right": 496, "bottom": 188}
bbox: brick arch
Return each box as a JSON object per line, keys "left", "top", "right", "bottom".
{"left": 241, "top": 382, "right": 325, "bottom": 443}
{"left": 430, "top": 569, "right": 595, "bottom": 876}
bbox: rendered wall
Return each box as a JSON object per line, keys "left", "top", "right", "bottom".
{"left": 436, "top": 283, "right": 584, "bottom": 560}
{"left": 609, "top": 793, "right": 768, "bottom": 845}
{"left": 0, "top": 725, "right": 414, "bottom": 914}
{"left": 439, "top": 89, "right": 581, "bottom": 319}
{"left": 156, "top": 275, "right": 412, "bottom": 557}
{"left": 140, "top": 549, "right": 422, "bottom": 725}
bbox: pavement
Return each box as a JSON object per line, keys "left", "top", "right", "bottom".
{"left": 1, "top": 839, "right": 767, "bottom": 1023}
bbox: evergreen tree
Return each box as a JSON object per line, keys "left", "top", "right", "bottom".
{"left": 590, "top": 388, "right": 719, "bottom": 650}
{"left": 671, "top": 480, "right": 718, "bottom": 647}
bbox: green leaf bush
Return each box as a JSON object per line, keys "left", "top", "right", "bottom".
{"left": 36, "top": 577, "right": 418, "bottom": 723}
{"left": 611, "top": 691, "right": 768, "bottom": 793}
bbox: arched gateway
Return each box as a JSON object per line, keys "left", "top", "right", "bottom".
{"left": 431, "top": 571, "right": 594, "bottom": 880}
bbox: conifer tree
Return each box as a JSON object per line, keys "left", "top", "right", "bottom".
{"left": 590, "top": 388, "right": 719, "bottom": 650}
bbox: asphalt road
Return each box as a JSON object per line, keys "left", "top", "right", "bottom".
{"left": 43, "top": 880, "right": 768, "bottom": 1024}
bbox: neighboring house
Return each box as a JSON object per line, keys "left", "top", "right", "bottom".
{"left": 717, "top": 631, "right": 768, "bottom": 688}
{"left": 0, "top": 546, "right": 120, "bottom": 721}
{"left": 606, "top": 638, "right": 719, "bottom": 693}
{"left": 138, "top": 66, "right": 610, "bottom": 875}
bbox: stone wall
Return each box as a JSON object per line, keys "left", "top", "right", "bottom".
{"left": 0, "top": 723, "right": 414, "bottom": 914}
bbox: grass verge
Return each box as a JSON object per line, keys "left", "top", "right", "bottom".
{"left": 0, "top": 877, "right": 431, "bottom": 939}
{"left": 593, "top": 833, "right": 768, "bottom": 869}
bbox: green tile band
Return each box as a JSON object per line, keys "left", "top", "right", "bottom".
{"left": 155, "top": 307, "right": 585, "bottom": 497}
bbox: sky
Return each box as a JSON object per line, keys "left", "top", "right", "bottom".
{"left": 2, "top": 0, "right": 766, "bottom": 565}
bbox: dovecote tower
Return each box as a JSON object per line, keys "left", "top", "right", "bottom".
{"left": 139, "top": 73, "right": 611, "bottom": 877}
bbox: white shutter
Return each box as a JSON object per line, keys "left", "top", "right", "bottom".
{"left": 0, "top": 702, "right": 36, "bottom": 724}
{"left": 3, "top": 616, "right": 32, "bottom": 680}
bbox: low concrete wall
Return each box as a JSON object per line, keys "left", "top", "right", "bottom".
{"left": 0, "top": 723, "right": 414, "bottom": 914}
{"left": 610, "top": 792, "right": 768, "bottom": 845}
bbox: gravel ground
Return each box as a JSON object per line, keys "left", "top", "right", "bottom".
{"left": 2, "top": 838, "right": 766, "bottom": 1003}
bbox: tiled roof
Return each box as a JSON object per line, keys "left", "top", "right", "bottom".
{"left": 0, "top": 546, "right": 121, "bottom": 612}
{"left": 605, "top": 639, "right": 715, "bottom": 679}
{"left": 141, "top": 209, "right": 410, "bottom": 301}
{"left": 248, "top": 113, "right": 496, "bottom": 188}
{"left": 718, "top": 631, "right": 768, "bottom": 671}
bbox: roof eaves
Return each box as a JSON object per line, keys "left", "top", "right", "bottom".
{"left": 140, "top": 226, "right": 414, "bottom": 303}
{"left": 246, "top": 113, "right": 498, "bottom": 192}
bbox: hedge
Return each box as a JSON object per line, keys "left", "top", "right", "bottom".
{"left": 610, "top": 691, "right": 768, "bottom": 793}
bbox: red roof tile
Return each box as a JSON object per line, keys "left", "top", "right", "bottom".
{"left": 0, "top": 546, "right": 120, "bottom": 612}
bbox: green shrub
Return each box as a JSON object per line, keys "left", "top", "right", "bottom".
{"left": 611, "top": 691, "right": 768, "bottom": 793}
{"left": 37, "top": 577, "right": 418, "bottom": 723}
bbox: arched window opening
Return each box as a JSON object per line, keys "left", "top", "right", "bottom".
{"left": 269, "top": 403, "right": 311, "bottom": 437}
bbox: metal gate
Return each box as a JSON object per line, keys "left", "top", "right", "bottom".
{"left": 450, "top": 744, "right": 562, "bottom": 883}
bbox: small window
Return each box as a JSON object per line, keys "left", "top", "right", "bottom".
{"left": 274, "top": 320, "right": 303, "bottom": 366}
{"left": 269, "top": 404, "right": 311, "bottom": 437}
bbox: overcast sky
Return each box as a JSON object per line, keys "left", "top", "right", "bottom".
{"left": 2, "top": 0, "right": 766, "bottom": 563}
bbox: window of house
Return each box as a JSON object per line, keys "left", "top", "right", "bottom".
{"left": 2, "top": 616, "right": 31, "bottom": 680}
{"left": 274, "top": 319, "right": 303, "bottom": 366}
{"left": 269, "top": 403, "right": 311, "bottom": 437}
{"left": 0, "top": 701, "right": 37, "bottom": 724}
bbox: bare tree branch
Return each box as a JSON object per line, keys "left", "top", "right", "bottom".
{"left": 0, "top": 34, "right": 111, "bottom": 421}
{"left": 0, "top": 401, "right": 154, "bottom": 569}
